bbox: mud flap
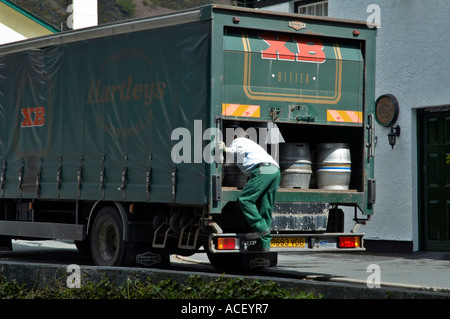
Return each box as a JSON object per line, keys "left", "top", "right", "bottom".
{"left": 125, "top": 242, "right": 170, "bottom": 268}
{"left": 242, "top": 251, "right": 278, "bottom": 270}
{"left": 207, "top": 251, "right": 277, "bottom": 271}
{"left": 135, "top": 250, "right": 170, "bottom": 268}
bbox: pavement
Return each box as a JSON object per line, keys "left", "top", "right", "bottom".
{"left": 1, "top": 240, "right": 450, "bottom": 299}
{"left": 173, "top": 249, "right": 450, "bottom": 297}
{"left": 254, "top": 251, "right": 450, "bottom": 290}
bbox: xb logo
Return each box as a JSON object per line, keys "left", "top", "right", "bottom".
{"left": 21, "top": 107, "right": 45, "bottom": 127}
{"left": 259, "top": 32, "right": 326, "bottom": 63}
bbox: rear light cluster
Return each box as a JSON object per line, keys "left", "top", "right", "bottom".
{"left": 216, "top": 237, "right": 239, "bottom": 250}
{"left": 214, "top": 236, "right": 362, "bottom": 250}
{"left": 338, "top": 236, "right": 361, "bottom": 248}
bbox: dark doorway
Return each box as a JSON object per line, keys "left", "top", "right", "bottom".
{"left": 418, "top": 108, "right": 450, "bottom": 251}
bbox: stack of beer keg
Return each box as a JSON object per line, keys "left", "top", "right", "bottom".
{"left": 279, "top": 143, "right": 351, "bottom": 190}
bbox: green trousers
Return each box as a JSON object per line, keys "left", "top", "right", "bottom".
{"left": 238, "top": 165, "right": 281, "bottom": 249}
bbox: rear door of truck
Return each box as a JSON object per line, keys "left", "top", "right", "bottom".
{"left": 208, "top": 6, "right": 376, "bottom": 254}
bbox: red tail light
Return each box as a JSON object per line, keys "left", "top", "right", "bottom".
{"left": 217, "top": 238, "right": 237, "bottom": 250}
{"left": 338, "top": 236, "right": 361, "bottom": 248}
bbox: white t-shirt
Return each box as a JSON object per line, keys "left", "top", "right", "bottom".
{"left": 227, "top": 137, "right": 279, "bottom": 175}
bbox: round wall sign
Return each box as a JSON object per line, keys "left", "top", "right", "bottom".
{"left": 375, "top": 94, "right": 399, "bottom": 127}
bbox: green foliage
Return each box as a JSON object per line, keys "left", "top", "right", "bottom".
{"left": 116, "top": 0, "right": 137, "bottom": 16}
{"left": 0, "top": 276, "right": 29, "bottom": 299}
{"left": 0, "top": 274, "right": 320, "bottom": 299}
{"left": 177, "top": 275, "right": 318, "bottom": 299}
{"left": 151, "top": 0, "right": 217, "bottom": 10}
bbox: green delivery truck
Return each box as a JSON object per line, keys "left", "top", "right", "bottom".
{"left": 0, "top": 5, "right": 376, "bottom": 269}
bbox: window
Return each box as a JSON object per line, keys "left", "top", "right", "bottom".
{"left": 295, "top": 0, "right": 328, "bottom": 17}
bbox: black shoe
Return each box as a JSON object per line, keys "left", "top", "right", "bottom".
{"left": 245, "top": 230, "right": 270, "bottom": 240}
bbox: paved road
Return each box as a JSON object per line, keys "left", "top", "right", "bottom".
{"left": 278, "top": 251, "right": 450, "bottom": 290}
{"left": 176, "top": 251, "right": 450, "bottom": 291}
{"left": 2, "top": 240, "right": 450, "bottom": 294}
{"left": 0, "top": 239, "right": 90, "bottom": 265}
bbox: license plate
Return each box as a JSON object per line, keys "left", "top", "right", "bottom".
{"left": 270, "top": 237, "right": 305, "bottom": 248}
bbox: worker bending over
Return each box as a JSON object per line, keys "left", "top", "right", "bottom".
{"left": 218, "top": 134, "right": 281, "bottom": 251}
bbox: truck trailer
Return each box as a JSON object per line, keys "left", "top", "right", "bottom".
{"left": 0, "top": 5, "right": 376, "bottom": 269}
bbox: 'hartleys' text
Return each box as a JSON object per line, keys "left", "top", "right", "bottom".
{"left": 86, "top": 76, "right": 165, "bottom": 106}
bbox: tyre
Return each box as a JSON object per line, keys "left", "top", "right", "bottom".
{"left": 0, "top": 236, "right": 12, "bottom": 251}
{"left": 74, "top": 240, "right": 91, "bottom": 255}
{"left": 207, "top": 250, "right": 278, "bottom": 271}
{"left": 207, "top": 251, "right": 242, "bottom": 271}
{"left": 91, "top": 207, "right": 125, "bottom": 266}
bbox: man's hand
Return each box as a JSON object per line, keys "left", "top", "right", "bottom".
{"left": 217, "top": 141, "right": 230, "bottom": 153}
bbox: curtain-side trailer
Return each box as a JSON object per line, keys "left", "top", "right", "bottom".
{"left": 0, "top": 5, "right": 376, "bottom": 269}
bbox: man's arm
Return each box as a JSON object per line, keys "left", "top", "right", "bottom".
{"left": 217, "top": 141, "right": 232, "bottom": 153}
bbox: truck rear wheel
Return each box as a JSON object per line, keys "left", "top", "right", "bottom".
{"left": 0, "top": 236, "right": 12, "bottom": 251}
{"left": 91, "top": 207, "right": 125, "bottom": 266}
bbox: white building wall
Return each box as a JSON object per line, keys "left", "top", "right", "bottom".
{"left": 260, "top": 2, "right": 294, "bottom": 13}
{"left": 262, "top": 0, "right": 450, "bottom": 250}
{"left": 0, "top": 23, "right": 26, "bottom": 44}
{"left": 329, "top": 0, "right": 450, "bottom": 250}
{"left": 68, "top": 0, "right": 98, "bottom": 29}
